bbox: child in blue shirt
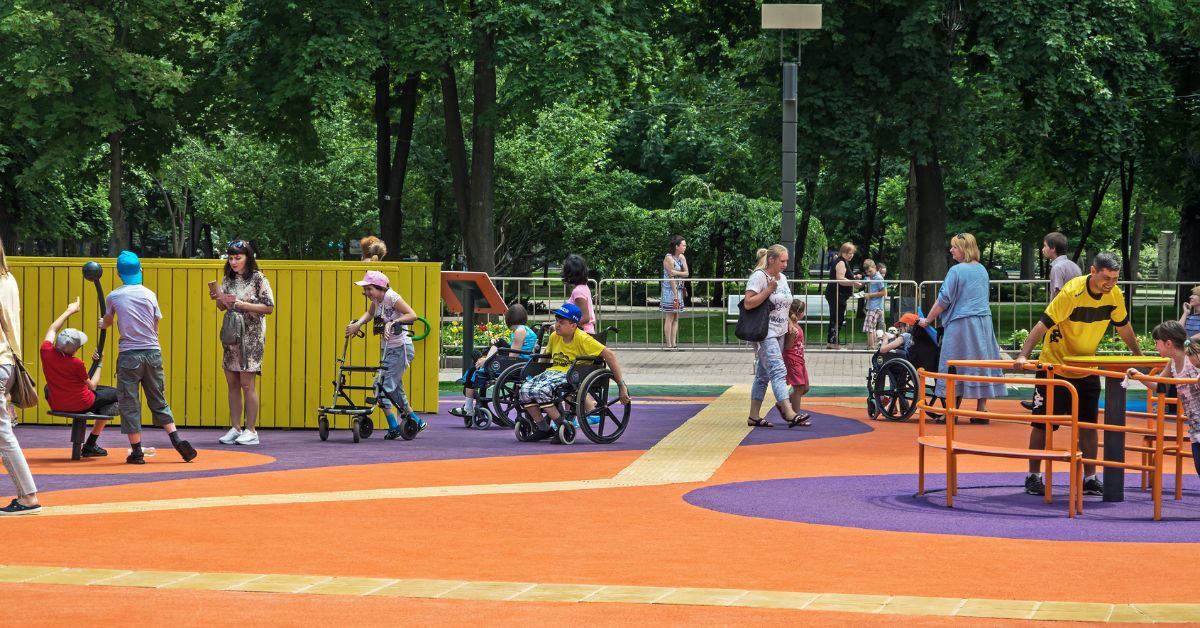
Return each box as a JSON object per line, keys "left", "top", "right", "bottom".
{"left": 450, "top": 304, "right": 537, "bottom": 418}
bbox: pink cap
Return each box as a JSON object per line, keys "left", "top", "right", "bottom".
{"left": 355, "top": 270, "right": 390, "bottom": 288}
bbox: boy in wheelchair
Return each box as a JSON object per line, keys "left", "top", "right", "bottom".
{"left": 518, "top": 303, "right": 630, "bottom": 436}
{"left": 877, "top": 313, "right": 920, "bottom": 358}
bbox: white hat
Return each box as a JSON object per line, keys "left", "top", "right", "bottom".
{"left": 55, "top": 328, "right": 88, "bottom": 355}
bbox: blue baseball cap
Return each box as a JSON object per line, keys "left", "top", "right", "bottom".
{"left": 552, "top": 302, "right": 582, "bottom": 323}
{"left": 116, "top": 250, "right": 143, "bottom": 285}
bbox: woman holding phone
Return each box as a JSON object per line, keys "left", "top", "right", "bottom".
{"left": 210, "top": 240, "right": 274, "bottom": 445}
{"left": 1179, "top": 286, "right": 1200, "bottom": 344}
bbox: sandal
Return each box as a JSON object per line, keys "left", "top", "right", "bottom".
{"left": 747, "top": 417, "right": 774, "bottom": 428}
{"left": 786, "top": 413, "right": 812, "bottom": 428}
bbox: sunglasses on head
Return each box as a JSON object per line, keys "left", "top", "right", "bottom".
{"left": 227, "top": 240, "right": 252, "bottom": 255}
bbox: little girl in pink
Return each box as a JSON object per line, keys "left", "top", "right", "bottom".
{"left": 783, "top": 299, "right": 812, "bottom": 426}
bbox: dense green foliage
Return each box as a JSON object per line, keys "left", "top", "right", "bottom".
{"left": 1, "top": 1, "right": 1197, "bottom": 283}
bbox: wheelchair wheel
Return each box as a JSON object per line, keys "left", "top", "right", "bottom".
{"left": 875, "top": 359, "right": 919, "bottom": 422}
{"left": 490, "top": 363, "right": 525, "bottom": 428}
{"left": 351, "top": 417, "right": 362, "bottom": 443}
{"left": 865, "top": 372, "right": 880, "bottom": 420}
{"left": 360, "top": 417, "right": 374, "bottom": 439}
{"left": 575, "top": 369, "right": 631, "bottom": 444}
{"left": 515, "top": 416, "right": 537, "bottom": 442}
{"left": 473, "top": 407, "right": 492, "bottom": 430}
{"left": 399, "top": 416, "right": 419, "bottom": 440}
{"left": 318, "top": 415, "right": 329, "bottom": 441}
{"left": 557, "top": 421, "right": 576, "bottom": 445}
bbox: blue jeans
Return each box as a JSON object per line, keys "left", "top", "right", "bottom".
{"left": 751, "top": 336, "right": 789, "bottom": 404}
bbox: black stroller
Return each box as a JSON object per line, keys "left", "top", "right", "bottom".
{"left": 866, "top": 318, "right": 946, "bottom": 422}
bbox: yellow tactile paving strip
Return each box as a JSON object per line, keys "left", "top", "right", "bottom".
{"left": 36, "top": 385, "right": 768, "bottom": 517}
{"left": 3, "top": 563, "right": 1198, "bottom": 622}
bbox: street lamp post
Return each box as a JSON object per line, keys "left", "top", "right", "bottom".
{"left": 762, "top": 4, "right": 822, "bottom": 276}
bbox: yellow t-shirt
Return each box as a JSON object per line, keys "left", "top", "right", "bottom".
{"left": 547, "top": 329, "right": 606, "bottom": 373}
{"left": 1037, "top": 274, "right": 1129, "bottom": 377}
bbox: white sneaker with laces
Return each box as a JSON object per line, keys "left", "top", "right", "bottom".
{"left": 235, "top": 430, "right": 259, "bottom": 445}
{"left": 219, "top": 427, "right": 242, "bottom": 444}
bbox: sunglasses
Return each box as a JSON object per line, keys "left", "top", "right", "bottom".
{"left": 227, "top": 240, "right": 253, "bottom": 256}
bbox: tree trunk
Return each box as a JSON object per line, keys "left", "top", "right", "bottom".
{"left": 796, "top": 157, "right": 819, "bottom": 278}
{"left": 1118, "top": 156, "right": 1136, "bottom": 307}
{"left": 108, "top": 131, "right": 130, "bottom": 253}
{"left": 1131, "top": 191, "right": 1146, "bottom": 281}
{"left": 382, "top": 73, "right": 422, "bottom": 252}
{"left": 909, "top": 152, "right": 948, "bottom": 294}
{"left": 373, "top": 65, "right": 391, "bottom": 238}
{"left": 0, "top": 189, "right": 15, "bottom": 254}
{"left": 860, "top": 150, "right": 882, "bottom": 260}
{"left": 1019, "top": 241, "right": 1035, "bottom": 279}
{"left": 1072, "top": 170, "right": 1114, "bottom": 265}
{"left": 466, "top": 25, "right": 497, "bottom": 274}
{"left": 441, "top": 62, "right": 471, "bottom": 255}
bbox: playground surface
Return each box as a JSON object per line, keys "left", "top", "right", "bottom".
{"left": 1, "top": 368, "right": 1198, "bottom": 625}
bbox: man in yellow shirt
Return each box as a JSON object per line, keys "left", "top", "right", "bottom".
{"left": 519, "top": 303, "right": 630, "bottom": 435}
{"left": 1014, "top": 252, "right": 1142, "bottom": 497}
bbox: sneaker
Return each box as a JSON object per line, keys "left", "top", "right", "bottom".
{"left": 383, "top": 427, "right": 403, "bottom": 440}
{"left": 0, "top": 499, "right": 41, "bottom": 516}
{"left": 586, "top": 414, "right": 601, "bottom": 425}
{"left": 126, "top": 450, "right": 145, "bottom": 465}
{"left": 1020, "top": 400, "right": 1036, "bottom": 411}
{"left": 412, "top": 414, "right": 427, "bottom": 432}
{"left": 219, "top": 427, "right": 242, "bottom": 444}
{"left": 1083, "top": 477, "right": 1104, "bottom": 496}
{"left": 80, "top": 442, "right": 108, "bottom": 458}
{"left": 1024, "top": 474, "right": 1045, "bottom": 496}
{"left": 174, "top": 440, "right": 198, "bottom": 462}
{"left": 448, "top": 407, "right": 468, "bottom": 418}
{"left": 234, "top": 430, "right": 259, "bottom": 445}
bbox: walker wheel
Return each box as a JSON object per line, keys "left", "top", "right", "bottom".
{"left": 318, "top": 416, "right": 329, "bottom": 441}
{"left": 399, "top": 416, "right": 419, "bottom": 441}
{"left": 473, "top": 408, "right": 492, "bottom": 430}
{"left": 557, "top": 422, "right": 576, "bottom": 445}
{"left": 360, "top": 417, "right": 374, "bottom": 438}
{"left": 351, "top": 417, "right": 362, "bottom": 443}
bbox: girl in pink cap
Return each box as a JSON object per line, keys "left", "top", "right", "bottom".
{"left": 346, "top": 270, "right": 426, "bottom": 438}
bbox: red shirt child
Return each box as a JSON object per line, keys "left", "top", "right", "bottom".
{"left": 40, "top": 340, "right": 95, "bottom": 413}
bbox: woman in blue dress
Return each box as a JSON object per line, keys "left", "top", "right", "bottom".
{"left": 661, "top": 235, "right": 689, "bottom": 350}
{"left": 919, "top": 233, "right": 1006, "bottom": 421}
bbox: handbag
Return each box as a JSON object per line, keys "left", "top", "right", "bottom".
{"left": 0, "top": 300, "right": 38, "bottom": 409}
{"left": 220, "top": 309, "right": 245, "bottom": 346}
{"left": 734, "top": 270, "right": 772, "bottom": 342}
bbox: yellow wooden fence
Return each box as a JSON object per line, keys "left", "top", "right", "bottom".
{"left": 7, "top": 257, "right": 440, "bottom": 429}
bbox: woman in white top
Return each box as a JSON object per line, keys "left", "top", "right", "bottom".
{"left": 0, "top": 240, "right": 41, "bottom": 514}
{"left": 744, "top": 245, "right": 807, "bottom": 428}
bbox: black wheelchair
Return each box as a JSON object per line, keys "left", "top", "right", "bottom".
{"left": 489, "top": 325, "right": 620, "bottom": 429}
{"left": 454, "top": 324, "right": 553, "bottom": 430}
{"left": 865, "top": 328, "right": 945, "bottom": 422}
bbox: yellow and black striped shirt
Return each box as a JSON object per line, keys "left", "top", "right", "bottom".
{"left": 1037, "top": 274, "right": 1129, "bottom": 377}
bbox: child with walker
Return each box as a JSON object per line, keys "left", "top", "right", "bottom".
{"left": 345, "top": 270, "right": 426, "bottom": 439}
{"left": 783, "top": 299, "right": 812, "bottom": 426}
{"left": 450, "top": 303, "right": 536, "bottom": 418}
{"left": 1133, "top": 321, "right": 1200, "bottom": 480}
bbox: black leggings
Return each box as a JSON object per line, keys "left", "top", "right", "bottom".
{"left": 86, "top": 386, "right": 119, "bottom": 415}
{"left": 826, "top": 292, "right": 850, "bottom": 345}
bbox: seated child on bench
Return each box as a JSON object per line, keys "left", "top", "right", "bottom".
{"left": 518, "top": 303, "right": 630, "bottom": 430}
{"left": 450, "top": 303, "right": 536, "bottom": 418}
{"left": 879, "top": 313, "right": 919, "bottom": 356}
{"left": 40, "top": 298, "right": 116, "bottom": 457}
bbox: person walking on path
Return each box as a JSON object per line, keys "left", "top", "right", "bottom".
{"left": 862, "top": 259, "right": 887, "bottom": 351}
{"left": 1014, "top": 252, "right": 1142, "bottom": 497}
{"left": 919, "top": 233, "right": 1007, "bottom": 421}
{"left": 100, "top": 251, "right": 197, "bottom": 465}
{"left": 562, "top": 254, "right": 597, "bottom": 335}
{"left": 1021, "top": 232, "right": 1084, "bottom": 411}
{"left": 0, "top": 241, "right": 41, "bottom": 514}
{"left": 824, "top": 242, "right": 862, "bottom": 349}
{"left": 745, "top": 245, "right": 807, "bottom": 428}
{"left": 212, "top": 240, "right": 275, "bottom": 446}
{"left": 661, "top": 235, "right": 689, "bottom": 350}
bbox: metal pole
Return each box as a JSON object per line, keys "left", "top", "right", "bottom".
{"left": 782, "top": 62, "right": 798, "bottom": 276}
{"left": 461, "top": 290, "right": 476, "bottom": 376}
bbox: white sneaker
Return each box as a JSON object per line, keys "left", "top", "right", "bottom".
{"left": 235, "top": 430, "right": 259, "bottom": 445}
{"left": 219, "top": 427, "right": 242, "bottom": 444}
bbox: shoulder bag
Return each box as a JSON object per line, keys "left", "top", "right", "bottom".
{"left": 735, "top": 270, "right": 772, "bottom": 342}
{"left": 0, "top": 301, "right": 38, "bottom": 409}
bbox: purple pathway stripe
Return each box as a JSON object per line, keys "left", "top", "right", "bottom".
{"left": 15, "top": 401, "right": 701, "bottom": 494}
{"left": 683, "top": 473, "right": 1200, "bottom": 543}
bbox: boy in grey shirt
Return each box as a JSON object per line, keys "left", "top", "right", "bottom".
{"left": 99, "top": 251, "right": 197, "bottom": 464}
